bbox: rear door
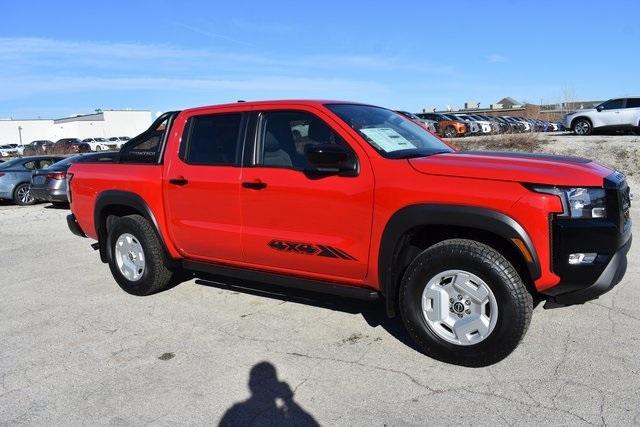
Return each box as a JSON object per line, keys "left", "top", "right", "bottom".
{"left": 239, "top": 106, "right": 374, "bottom": 281}
{"left": 620, "top": 98, "right": 640, "bottom": 126}
{"left": 163, "top": 108, "right": 247, "bottom": 263}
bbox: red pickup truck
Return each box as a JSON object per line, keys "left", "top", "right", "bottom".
{"left": 67, "top": 100, "right": 632, "bottom": 365}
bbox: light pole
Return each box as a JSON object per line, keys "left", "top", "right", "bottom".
{"left": 18, "top": 126, "right": 23, "bottom": 145}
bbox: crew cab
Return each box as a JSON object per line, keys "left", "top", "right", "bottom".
{"left": 66, "top": 100, "right": 632, "bottom": 366}
{"left": 564, "top": 97, "right": 640, "bottom": 135}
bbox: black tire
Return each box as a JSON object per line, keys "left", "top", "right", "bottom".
{"left": 106, "top": 214, "right": 178, "bottom": 296}
{"left": 572, "top": 118, "right": 592, "bottom": 135}
{"left": 13, "top": 183, "right": 35, "bottom": 206}
{"left": 443, "top": 126, "right": 457, "bottom": 138}
{"left": 399, "top": 239, "right": 533, "bottom": 366}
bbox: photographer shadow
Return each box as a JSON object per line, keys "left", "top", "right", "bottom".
{"left": 219, "top": 361, "right": 319, "bottom": 427}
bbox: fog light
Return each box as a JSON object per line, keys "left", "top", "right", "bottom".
{"left": 568, "top": 253, "right": 597, "bottom": 265}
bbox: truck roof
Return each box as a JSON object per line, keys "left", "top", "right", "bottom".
{"left": 181, "top": 99, "right": 370, "bottom": 115}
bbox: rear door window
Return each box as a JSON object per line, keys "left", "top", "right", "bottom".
{"left": 181, "top": 113, "right": 243, "bottom": 166}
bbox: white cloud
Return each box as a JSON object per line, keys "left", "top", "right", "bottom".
{"left": 487, "top": 54, "right": 508, "bottom": 63}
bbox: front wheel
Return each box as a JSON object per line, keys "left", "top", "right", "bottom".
{"left": 107, "top": 214, "right": 179, "bottom": 296}
{"left": 443, "top": 126, "right": 457, "bottom": 138}
{"left": 399, "top": 239, "right": 533, "bottom": 366}
{"left": 572, "top": 118, "right": 592, "bottom": 135}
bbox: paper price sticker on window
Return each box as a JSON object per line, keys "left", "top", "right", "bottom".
{"left": 360, "top": 128, "right": 416, "bottom": 152}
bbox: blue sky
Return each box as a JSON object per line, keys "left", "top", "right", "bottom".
{"left": 1, "top": 0, "right": 639, "bottom": 118}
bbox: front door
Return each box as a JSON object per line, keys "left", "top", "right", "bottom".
{"left": 240, "top": 108, "right": 374, "bottom": 281}
{"left": 164, "top": 110, "right": 245, "bottom": 263}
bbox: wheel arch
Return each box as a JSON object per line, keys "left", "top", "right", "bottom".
{"left": 94, "top": 190, "right": 170, "bottom": 264}
{"left": 378, "top": 204, "right": 541, "bottom": 317}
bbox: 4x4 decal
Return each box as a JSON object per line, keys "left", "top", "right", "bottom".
{"left": 268, "top": 240, "right": 357, "bottom": 261}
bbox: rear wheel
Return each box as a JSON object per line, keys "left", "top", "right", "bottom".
{"left": 399, "top": 239, "right": 533, "bottom": 366}
{"left": 13, "top": 183, "right": 35, "bottom": 206}
{"left": 573, "top": 118, "right": 592, "bottom": 135}
{"left": 107, "top": 214, "right": 179, "bottom": 296}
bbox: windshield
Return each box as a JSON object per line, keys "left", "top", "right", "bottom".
{"left": 327, "top": 104, "right": 453, "bottom": 159}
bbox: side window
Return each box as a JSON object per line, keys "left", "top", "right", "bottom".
{"left": 625, "top": 98, "right": 640, "bottom": 109}
{"left": 600, "top": 99, "right": 625, "bottom": 110}
{"left": 23, "top": 161, "right": 36, "bottom": 170}
{"left": 258, "top": 111, "right": 346, "bottom": 170}
{"left": 181, "top": 113, "right": 243, "bottom": 166}
{"left": 120, "top": 115, "right": 171, "bottom": 164}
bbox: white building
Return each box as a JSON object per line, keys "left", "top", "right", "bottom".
{"left": 0, "top": 110, "right": 152, "bottom": 145}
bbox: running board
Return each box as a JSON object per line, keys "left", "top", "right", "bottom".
{"left": 183, "top": 260, "right": 380, "bottom": 301}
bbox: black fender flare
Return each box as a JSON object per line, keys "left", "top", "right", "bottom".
{"left": 94, "top": 190, "right": 165, "bottom": 263}
{"left": 378, "top": 204, "right": 541, "bottom": 317}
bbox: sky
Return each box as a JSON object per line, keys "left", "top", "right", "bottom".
{"left": 1, "top": 0, "right": 639, "bottom": 119}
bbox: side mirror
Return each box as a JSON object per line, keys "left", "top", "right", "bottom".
{"left": 596, "top": 105, "right": 604, "bottom": 112}
{"left": 304, "top": 144, "right": 357, "bottom": 176}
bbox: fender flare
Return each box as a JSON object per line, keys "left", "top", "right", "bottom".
{"left": 94, "top": 190, "right": 167, "bottom": 263}
{"left": 378, "top": 204, "right": 541, "bottom": 316}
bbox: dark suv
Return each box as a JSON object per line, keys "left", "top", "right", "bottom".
{"left": 53, "top": 138, "right": 91, "bottom": 154}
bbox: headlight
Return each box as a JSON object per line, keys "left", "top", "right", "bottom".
{"left": 530, "top": 186, "right": 607, "bottom": 218}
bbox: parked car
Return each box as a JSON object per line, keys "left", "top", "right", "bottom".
{"left": 52, "top": 138, "right": 91, "bottom": 154}
{"left": 0, "top": 155, "right": 65, "bottom": 205}
{"left": 395, "top": 111, "right": 437, "bottom": 133}
{"left": 456, "top": 114, "right": 492, "bottom": 134}
{"left": 564, "top": 97, "right": 640, "bottom": 135}
{"left": 106, "top": 136, "right": 130, "bottom": 150}
{"left": 451, "top": 114, "right": 481, "bottom": 135}
{"left": 30, "top": 152, "right": 118, "bottom": 206}
{"left": 417, "top": 113, "right": 468, "bottom": 138}
{"left": 66, "top": 100, "right": 631, "bottom": 366}
{"left": 82, "top": 137, "right": 110, "bottom": 152}
{"left": 23, "top": 140, "right": 55, "bottom": 156}
{"left": 0, "top": 144, "right": 20, "bottom": 157}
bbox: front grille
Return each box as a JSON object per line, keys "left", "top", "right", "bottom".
{"left": 621, "top": 184, "right": 631, "bottom": 226}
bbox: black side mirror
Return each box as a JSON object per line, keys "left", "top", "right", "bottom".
{"left": 596, "top": 105, "right": 604, "bottom": 112}
{"left": 304, "top": 144, "right": 357, "bottom": 176}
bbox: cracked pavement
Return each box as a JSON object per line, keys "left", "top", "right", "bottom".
{"left": 1, "top": 201, "right": 639, "bottom": 425}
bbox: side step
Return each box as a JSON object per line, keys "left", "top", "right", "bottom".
{"left": 183, "top": 260, "right": 380, "bottom": 301}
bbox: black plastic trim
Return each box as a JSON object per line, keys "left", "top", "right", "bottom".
{"left": 546, "top": 236, "right": 631, "bottom": 306}
{"left": 379, "top": 204, "right": 541, "bottom": 317}
{"left": 94, "top": 190, "right": 166, "bottom": 263}
{"left": 66, "top": 214, "right": 86, "bottom": 238}
{"left": 184, "top": 260, "right": 379, "bottom": 301}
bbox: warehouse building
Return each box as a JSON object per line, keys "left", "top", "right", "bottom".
{"left": 0, "top": 109, "right": 152, "bottom": 146}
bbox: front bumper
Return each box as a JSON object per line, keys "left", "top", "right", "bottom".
{"left": 542, "top": 174, "right": 632, "bottom": 306}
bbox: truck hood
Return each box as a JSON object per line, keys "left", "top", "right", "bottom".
{"left": 408, "top": 151, "right": 613, "bottom": 186}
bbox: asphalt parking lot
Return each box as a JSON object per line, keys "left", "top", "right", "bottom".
{"left": 1, "top": 202, "right": 639, "bottom": 425}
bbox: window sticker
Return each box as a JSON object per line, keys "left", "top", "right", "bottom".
{"left": 360, "top": 128, "right": 416, "bottom": 152}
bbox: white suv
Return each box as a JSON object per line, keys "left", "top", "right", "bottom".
{"left": 564, "top": 97, "right": 640, "bottom": 135}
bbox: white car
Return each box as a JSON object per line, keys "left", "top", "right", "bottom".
{"left": 106, "top": 136, "right": 130, "bottom": 149}
{"left": 82, "top": 138, "right": 110, "bottom": 151}
{"left": 0, "top": 144, "right": 20, "bottom": 157}
{"left": 463, "top": 114, "right": 494, "bottom": 134}
{"left": 564, "top": 97, "right": 640, "bottom": 135}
